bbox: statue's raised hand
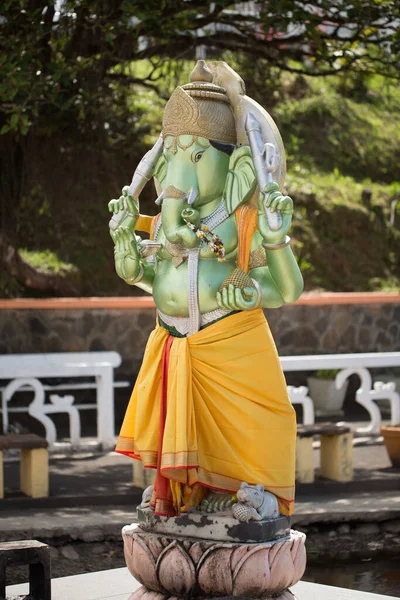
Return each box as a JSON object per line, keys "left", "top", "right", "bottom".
{"left": 108, "top": 186, "right": 139, "bottom": 232}
{"left": 217, "top": 283, "right": 261, "bottom": 312}
{"left": 112, "top": 226, "right": 142, "bottom": 282}
{"left": 258, "top": 182, "right": 293, "bottom": 245}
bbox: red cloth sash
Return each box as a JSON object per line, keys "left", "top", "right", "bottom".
{"left": 151, "top": 335, "right": 175, "bottom": 516}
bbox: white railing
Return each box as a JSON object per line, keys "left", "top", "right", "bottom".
{"left": 0, "top": 352, "right": 124, "bottom": 449}
{"left": 281, "top": 352, "right": 400, "bottom": 433}
{"left": 1, "top": 351, "right": 399, "bottom": 448}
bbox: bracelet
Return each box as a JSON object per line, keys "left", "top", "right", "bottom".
{"left": 251, "top": 278, "right": 263, "bottom": 308}
{"left": 262, "top": 235, "right": 290, "bottom": 251}
{"left": 126, "top": 262, "right": 144, "bottom": 284}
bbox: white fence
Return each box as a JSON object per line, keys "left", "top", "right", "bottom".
{"left": 0, "top": 352, "right": 124, "bottom": 450}
{"left": 1, "top": 351, "right": 399, "bottom": 449}
{"left": 281, "top": 352, "right": 400, "bottom": 434}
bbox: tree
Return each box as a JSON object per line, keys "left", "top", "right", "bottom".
{"left": 2, "top": 0, "right": 399, "bottom": 134}
{"left": 0, "top": 0, "right": 399, "bottom": 294}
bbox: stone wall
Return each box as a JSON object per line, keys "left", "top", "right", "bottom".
{"left": 1, "top": 307, "right": 156, "bottom": 379}
{"left": 1, "top": 299, "right": 399, "bottom": 380}
{"left": 266, "top": 301, "right": 400, "bottom": 357}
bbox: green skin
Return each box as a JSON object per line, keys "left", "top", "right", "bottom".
{"left": 109, "top": 135, "right": 303, "bottom": 316}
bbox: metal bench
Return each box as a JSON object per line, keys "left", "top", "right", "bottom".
{"left": 0, "top": 434, "right": 49, "bottom": 498}
{"left": 0, "top": 352, "right": 124, "bottom": 450}
{"left": 287, "top": 385, "right": 314, "bottom": 425}
{"left": 281, "top": 352, "right": 400, "bottom": 433}
{"left": 296, "top": 423, "right": 353, "bottom": 484}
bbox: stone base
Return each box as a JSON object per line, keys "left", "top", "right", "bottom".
{"left": 137, "top": 507, "right": 291, "bottom": 543}
{"left": 123, "top": 524, "right": 306, "bottom": 599}
{"left": 128, "top": 586, "right": 298, "bottom": 600}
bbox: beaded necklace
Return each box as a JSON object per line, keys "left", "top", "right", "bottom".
{"left": 182, "top": 218, "right": 225, "bottom": 261}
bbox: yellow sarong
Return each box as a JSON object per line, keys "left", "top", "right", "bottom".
{"left": 115, "top": 307, "right": 296, "bottom": 516}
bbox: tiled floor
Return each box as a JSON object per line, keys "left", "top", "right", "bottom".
{"left": 7, "top": 567, "right": 398, "bottom": 600}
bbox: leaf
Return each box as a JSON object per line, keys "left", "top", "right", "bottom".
{"left": 10, "top": 113, "right": 19, "bottom": 128}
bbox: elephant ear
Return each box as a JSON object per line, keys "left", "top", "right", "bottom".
{"left": 224, "top": 146, "right": 257, "bottom": 215}
{"left": 153, "top": 154, "right": 167, "bottom": 196}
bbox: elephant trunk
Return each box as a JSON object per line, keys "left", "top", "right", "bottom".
{"left": 162, "top": 185, "right": 200, "bottom": 248}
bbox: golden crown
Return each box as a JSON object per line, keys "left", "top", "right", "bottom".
{"left": 162, "top": 61, "right": 237, "bottom": 147}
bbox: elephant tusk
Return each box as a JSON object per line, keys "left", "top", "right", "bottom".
{"left": 187, "top": 188, "right": 198, "bottom": 205}
{"left": 128, "top": 134, "right": 164, "bottom": 199}
{"left": 155, "top": 190, "right": 165, "bottom": 206}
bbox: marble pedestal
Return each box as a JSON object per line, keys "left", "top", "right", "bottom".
{"left": 123, "top": 516, "right": 306, "bottom": 600}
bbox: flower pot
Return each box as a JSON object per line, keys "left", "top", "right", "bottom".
{"left": 307, "top": 377, "right": 349, "bottom": 417}
{"left": 381, "top": 426, "right": 400, "bottom": 468}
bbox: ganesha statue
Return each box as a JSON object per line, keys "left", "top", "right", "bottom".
{"left": 109, "top": 61, "right": 306, "bottom": 600}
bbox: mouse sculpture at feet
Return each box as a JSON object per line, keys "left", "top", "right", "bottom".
{"left": 109, "top": 60, "right": 306, "bottom": 600}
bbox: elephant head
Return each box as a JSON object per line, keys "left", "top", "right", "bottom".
{"left": 151, "top": 60, "right": 258, "bottom": 247}
{"left": 154, "top": 135, "right": 257, "bottom": 247}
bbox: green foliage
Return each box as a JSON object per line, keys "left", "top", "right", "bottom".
{"left": 1, "top": 2, "right": 400, "bottom": 296}
{"left": 7, "top": 127, "right": 151, "bottom": 297}
{"left": 1, "top": 1, "right": 399, "bottom": 137}
{"left": 0, "top": 273, "right": 23, "bottom": 298}
{"left": 19, "top": 249, "right": 78, "bottom": 276}
{"left": 314, "top": 369, "right": 340, "bottom": 379}
{"left": 277, "top": 73, "right": 400, "bottom": 182}
{"left": 287, "top": 167, "right": 400, "bottom": 292}
{"left": 266, "top": 71, "right": 400, "bottom": 293}
{"left": 287, "top": 167, "right": 395, "bottom": 209}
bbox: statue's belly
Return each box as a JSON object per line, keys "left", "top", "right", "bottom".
{"left": 153, "top": 258, "right": 237, "bottom": 317}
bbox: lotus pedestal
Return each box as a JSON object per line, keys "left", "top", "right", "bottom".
{"left": 122, "top": 517, "right": 306, "bottom": 600}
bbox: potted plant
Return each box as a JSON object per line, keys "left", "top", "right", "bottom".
{"left": 307, "top": 369, "right": 349, "bottom": 417}
{"left": 381, "top": 424, "right": 400, "bottom": 467}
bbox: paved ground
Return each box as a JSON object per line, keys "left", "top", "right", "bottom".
{"left": 2, "top": 439, "right": 400, "bottom": 595}
{"left": 7, "top": 566, "right": 399, "bottom": 600}
{"left": 1, "top": 440, "right": 399, "bottom": 540}
{"left": 1, "top": 492, "right": 400, "bottom": 542}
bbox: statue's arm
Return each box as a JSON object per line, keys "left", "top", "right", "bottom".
{"left": 134, "top": 262, "right": 156, "bottom": 295}
{"left": 251, "top": 182, "right": 303, "bottom": 307}
{"left": 110, "top": 226, "right": 156, "bottom": 294}
{"left": 217, "top": 184, "right": 303, "bottom": 312}
{"left": 249, "top": 230, "right": 303, "bottom": 308}
{"left": 109, "top": 187, "right": 155, "bottom": 294}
